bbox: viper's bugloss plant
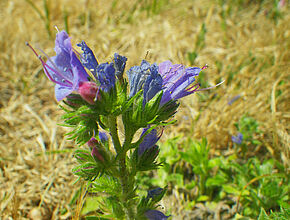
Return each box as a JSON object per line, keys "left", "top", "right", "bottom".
{"left": 27, "top": 30, "right": 221, "bottom": 219}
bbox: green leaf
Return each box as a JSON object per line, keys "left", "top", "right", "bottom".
{"left": 222, "top": 184, "right": 241, "bottom": 195}
{"left": 257, "top": 208, "right": 270, "bottom": 220}
{"left": 167, "top": 173, "right": 184, "bottom": 188}
{"left": 206, "top": 175, "right": 227, "bottom": 187}
{"left": 185, "top": 181, "right": 196, "bottom": 190}
{"left": 81, "top": 196, "right": 102, "bottom": 215}
{"left": 197, "top": 195, "right": 209, "bottom": 202}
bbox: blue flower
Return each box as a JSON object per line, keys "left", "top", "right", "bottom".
{"left": 147, "top": 188, "right": 163, "bottom": 200}
{"left": 232, "top": 132, "right": 243, "bottom": 145}
{"left": 113, "top": 53, "right": 127, "bottom": 79}
{"left": 144, "top": 210, "right": 171, "bottom": 220}
{"left": 138, "top": 127, "right": 161, "bottom": 155}
{"left": 77, "top": 40, "right": 99, "bottom": 76}
{"left": 127, "top": 60, "right": 163, "bottom": 105}
{"left": 127, "top": 60, "right": 202, "bottom": 107}
{"left": 96, "top": 63, "right": 116, "bottom": 92}
{"left": 98, "top": 131, "right": 108, "bottom": 143}
{"left": 158, "top": 60, "right": 201, "bottom": 106}
{"left": 27, "top": 31, "right": 90, "bottom": 101}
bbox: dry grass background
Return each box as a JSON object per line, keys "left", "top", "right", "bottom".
{"left": 0, "top": 0, "right": 289, "bottom": 219}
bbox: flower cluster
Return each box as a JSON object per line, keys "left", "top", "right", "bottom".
{"left": 28, "top": 30, "right": 203, "bottom": 110}
{"left": 27, "top": 30, "right": 213, "bottom": 220}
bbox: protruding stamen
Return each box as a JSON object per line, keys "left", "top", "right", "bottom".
{"left": 36, "top": 47, "right": 72, "bottom": 83}
{"left": 202, "top": 64, "right": 208, "bottom": 70}
{"left": 145, "top": 50, "right": 150, "bottom": 60}
{"left": 26, "top": 42, "right": 40, "bottom": 57}
{"left": 26, "top": 42, "right": 72, "bottom": 86}
{"left": 54, "top": 25, "right": 60, "bottom": 32}
{"left": 198, "top": 80, "right": 225, "bottom": 91}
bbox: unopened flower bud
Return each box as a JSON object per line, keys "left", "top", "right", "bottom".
{"left": 91, "top": 146, "right": 105, "bottom": 163}
{"left": 78, "top": 81, "right": 99, "bottom": 104}
{"left": 87, "top": 137, "right": 100, "bottom": 149}
{"left": 144, "top": 210, "right": 171, "bottom": 220}
{"left": 147, "top": 188, "right": 164, "bottom": 201}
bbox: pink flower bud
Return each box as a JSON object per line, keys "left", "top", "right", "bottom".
{"left": 87, "top": 137, "right": 99, "bottom": 149}
{"left": 78, "top": 81, "right": 99, "bottom": 104}
{"left": 91, "top": 146, "right": 105, "bottom": 163}
{"left": 278, "top": 0, "right": 286, "bottom": 9}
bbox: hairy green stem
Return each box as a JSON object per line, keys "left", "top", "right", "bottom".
{"left": 200, "top": 174, "right": 206, "bottom": 196}
{"left": 107, "top": 116, "right": 121, "bottom": 153}
{"left": 108, "top": 116, "right": 135, "bottom": 219}
{"left": 119, "top": 132, "right": 135, "bottom": 220}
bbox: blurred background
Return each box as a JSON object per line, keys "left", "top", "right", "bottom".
{"left": 0, "top": 0, "right": 289, "bottom": 219}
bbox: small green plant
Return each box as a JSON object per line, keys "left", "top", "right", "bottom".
{"left": 258, "top": 207, "right": 290, "bottom": 220}
{"left": 149, "top": 136, "right": 184, "bottom": 189}
{"left": 143, "top": 135, "right": 289, "bottom": 218}
{"left": 227, "top": 158, "right": 289, "bottom": 217}
{"left": 180, "top": 138, "right": 228, "bottom": 201}
{"left": 149, "top": 137, "right": 229, "bottom": 203}
{"left": 232, "top": 115, "right": 262, "bottom": 156}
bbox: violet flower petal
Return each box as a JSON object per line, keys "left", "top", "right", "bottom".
{"left": 159, "top": 61, "right": 201, "bottom": 106}
{"left": 138, "top": 128, "right": 161, "bottom": 155}
{"left": 55, "top": 84, "right": 74, "bottom": 101}
{"left": 42, "top": 31, "right": 90, "bottom": 101}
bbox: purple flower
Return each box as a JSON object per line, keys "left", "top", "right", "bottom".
{"left": 138, "top": 127, "right": 161, "bottom": 155}
{"left": 144, "top": 210, "right": 171, "bottom": 220}
{"left": 77, "top": 40, "right": 99, "bottom": 76}
{"left": 232, "top": 132, "right": 243, "bottom": 145}
{"left": 158, "top": 60, "right": 201, "bottom": 106}
{"left": 228, "top": 95, "right": 241, "bottom": 105}
{"left": 27, "top": 31, "right": 90, "bottom": 101}
{"left": 127, "top": 60, "right": 163, "bottom": 105}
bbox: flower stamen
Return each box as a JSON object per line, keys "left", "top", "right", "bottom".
{"left": 26, "top": 42, "right": 73, "bottom": 86}
{"left": 198, "top": 80, "right": 225, "bottom": 91}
